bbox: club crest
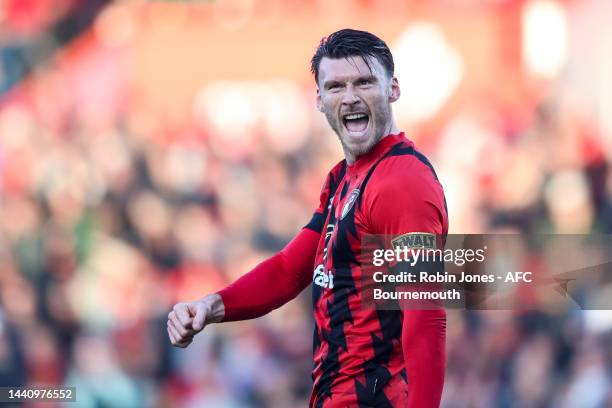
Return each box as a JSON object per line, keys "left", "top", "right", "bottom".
{"left": 340, "top": 189, "right": 360, "bottom": 219}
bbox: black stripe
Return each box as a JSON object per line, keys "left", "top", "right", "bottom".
{"left": 311, "top": 161, "right": 349, "bottom": 401}
{"left": 410, "top": 149, "right": 448, "bottom": 215}
{"left": 386, "top": 142, "right": 439, "bottom": 182}
{"left": 414, "top": 150, "right": 439, "bottom": 181}
{"left": 305, "top": 212, "right": 325, "bottom": 233}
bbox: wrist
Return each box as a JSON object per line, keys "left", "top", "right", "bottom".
{"left": 202, "top": 293, "right": 225, "bottom": 324}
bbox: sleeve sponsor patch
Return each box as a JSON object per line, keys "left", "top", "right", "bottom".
{"left": 391, "top": 232, "right": 437, "bottom": 250}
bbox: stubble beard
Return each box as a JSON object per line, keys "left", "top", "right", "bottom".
{"left": 324, "top": 104, "right": 391, "bottom": 162}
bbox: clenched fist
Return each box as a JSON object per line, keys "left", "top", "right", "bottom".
{"left": 167, "top": 294, "right": 225, "bottom": 348}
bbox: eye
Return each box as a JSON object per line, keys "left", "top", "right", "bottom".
{"left": 357, "top": 79, "right": 372, "bottom": 86}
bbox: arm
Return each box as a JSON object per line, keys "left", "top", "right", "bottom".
{"left": 167, "top": 226, "right": 319, "bottom": 347}
{"left": 402, "top": 309, "right": 446, "bottom": 408}
{"left": 367, "top": 159, "right": 448, "bottom": 407}
{"left": 217, "top": 226, "right": 319, "bottom": 321}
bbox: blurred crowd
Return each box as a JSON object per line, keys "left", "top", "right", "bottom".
{"left": 1, "top": 1, "right": 612, "bottom": 408}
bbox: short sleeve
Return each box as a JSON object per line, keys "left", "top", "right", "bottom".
{"left": 365, "top": 158, "right": 447, "bottom": 238}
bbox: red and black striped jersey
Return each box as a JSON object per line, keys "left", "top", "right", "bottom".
{"left": 305, "top": 132, "right": 448, "bottom": 407}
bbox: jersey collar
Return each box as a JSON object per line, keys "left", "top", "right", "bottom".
{"left": 345, "top": 132, "right": 406, "bottom": 177}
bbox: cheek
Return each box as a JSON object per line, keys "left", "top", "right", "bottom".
{"left": 368, "top": 96, "right": 388, "bottom": 117}
{"left": 370, "top": 99, "right": 385, "bottom": 120}
{"left": 363, "top": 89, "right": 387, "bottom": 105}
{"left": 321, "top": 97, "right": 340, "bottom": 116}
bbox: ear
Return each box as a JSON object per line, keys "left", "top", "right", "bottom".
{"left": 316, "top": 89, "right": 323, "bottom": 112}
{"left": 389, "top": 77, "right": 400, "bottom": 103}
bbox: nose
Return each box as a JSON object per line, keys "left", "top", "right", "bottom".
{"left": 341, "top": 87, "right": 360, "bottom": 106}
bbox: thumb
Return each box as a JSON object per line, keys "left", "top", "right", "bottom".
{"left": 191, "top": 302, "right": 207, "bottom": 331}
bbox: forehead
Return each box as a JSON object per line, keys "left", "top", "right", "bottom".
{"left": 318, "top": 56, "right": 387, "bottom": 84}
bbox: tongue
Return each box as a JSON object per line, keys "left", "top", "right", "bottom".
{"left": 346, "top": 118, "right": 368, "bottom": 132}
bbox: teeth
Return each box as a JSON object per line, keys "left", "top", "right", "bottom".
{"left": 344, "top": 113, "right": 367, "bottom": 120}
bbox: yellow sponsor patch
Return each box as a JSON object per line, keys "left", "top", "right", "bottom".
{"left": 391, "top": 232, "right": 437, "bottom": 250}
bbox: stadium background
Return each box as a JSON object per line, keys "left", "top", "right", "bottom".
{"left": 1, "top": 0, "right": 612, "bottom": 406}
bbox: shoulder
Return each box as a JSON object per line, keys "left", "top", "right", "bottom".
{"left": 328, "top": 159, "right": 347, "bottom": 183}
{"left": 321, "top": 159, "right": 347, "bottom": 192}
{"left": 368, "top": 147, "right": 443, "bottom": 199}
{"left": 314, "top": 159, "right": 346, "bottom": 211}
{"left": 360, "top": 143, "right": 448, "bottom": 234}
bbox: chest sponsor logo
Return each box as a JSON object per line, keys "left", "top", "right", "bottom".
{"left": 340, "top": 188, "right": 360, "bottom": 220}
{"left": 313, "top": 264, "right": 334, "bottom": 289}
{"left": 391, "top": 232, "right": 437, "bottom": 250}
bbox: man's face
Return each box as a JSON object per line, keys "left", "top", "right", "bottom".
{"left": 316, "top": 56, "right": 400, "bottom": 161}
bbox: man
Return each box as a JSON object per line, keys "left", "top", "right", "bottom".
{"left": 167, "top": 29, "right": 448, "bottom": 407}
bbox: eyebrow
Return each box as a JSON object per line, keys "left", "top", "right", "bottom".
{"left": 322, "top": 80, "right": 343, "bottom": 90}
{"left": 356, "top": 74, "right": 377, "bottom": 83}
{"left": 322, "top": 75, "right": 378, "bottom": 89}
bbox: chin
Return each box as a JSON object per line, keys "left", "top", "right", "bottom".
{"left": 343, "top": 137, "right": 376, "bottom": 158}
{"left": 344, "top": 136, "right": 369, "bottom": 148}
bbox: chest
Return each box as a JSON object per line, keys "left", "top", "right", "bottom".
{"left": 321, "top": 176, "right": 369, "bottom": 266}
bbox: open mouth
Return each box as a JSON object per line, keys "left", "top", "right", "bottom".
{"left": 342, "top": 112, "right": 370, "bottom": 135}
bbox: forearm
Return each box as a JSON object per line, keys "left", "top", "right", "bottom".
{"left": 402, "top": 309, "right": 446, "bottom": 408}
{"left": 217, "top": 227, "right": 319, "bottom": 321}
{"left": 217, "top": 254, "right": 297, "bottom": 321}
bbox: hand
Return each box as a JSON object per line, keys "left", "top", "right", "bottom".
{"left": 167, "top": 294, "right": 224, "bottom": 348}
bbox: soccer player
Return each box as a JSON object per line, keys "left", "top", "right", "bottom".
{"left": 167, "top": 29, "right": 448, "bottom": 408}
